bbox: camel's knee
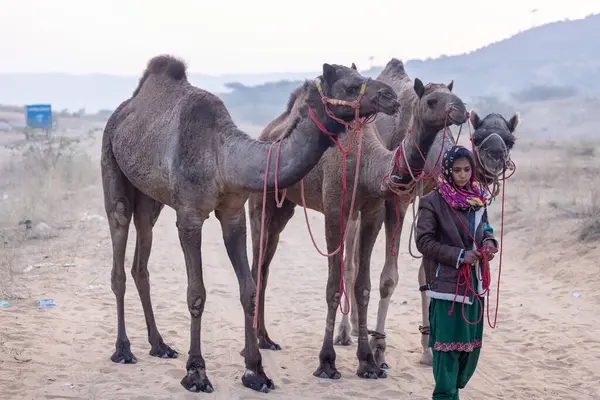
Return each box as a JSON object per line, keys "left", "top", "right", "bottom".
{"left": 379, "top": 277, "right": 398, "bottom": 299}
{"left": 379, "top": 267, "right": 399, "bottom": 299}
{"left": 111, "top": 266, "right": 127, "bottom": 296}
{"left": 130, "top": 265, "right": 149, "bottom": 283}
{"left": 355, "top": 286, "right": 371, "bottom": 307}
{"left": 110, "top": 198, "right": 131, "bottom": 227}
{"left": 240, "top": 286, "right": 257, "bottom": 316}
{"left": 328, "top": 291, "right": 341, "bottom": 310}
{"left": 188, "top": 295, "right": 206, "bottom": 318}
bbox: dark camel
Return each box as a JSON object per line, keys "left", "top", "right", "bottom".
{"left": 100, "top": 55, "right": 400, "bottom": 394}
{"left": 337, "top": 59, "right": 521, "bottom": 368}
{"left": 246, "top": 60, "right": 467, "bottom": 380}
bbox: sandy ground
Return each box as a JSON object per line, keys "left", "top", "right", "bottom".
{"left": 1, "top": 132, "right": 600, "bottom": 399}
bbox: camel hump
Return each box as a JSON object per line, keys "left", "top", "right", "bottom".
{"left": 145, "top": 54, "right": 187, "bottom": 81}
{"left": 381, "top": 58, "right": 406, "bottom": 76}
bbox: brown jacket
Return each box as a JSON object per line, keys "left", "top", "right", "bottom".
{"left": 415, "top": 190, "right": 498, "bottom": 304}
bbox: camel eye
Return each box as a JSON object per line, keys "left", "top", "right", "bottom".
{"left": 346, "top": 85, "right": 360, "bottom": 95}
{"left": 427, "top": 98, "right": 438, "bottom": 108}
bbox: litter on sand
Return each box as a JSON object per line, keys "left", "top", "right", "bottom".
{"left": 37, "top": 299, "right": 57, "bottom": 308}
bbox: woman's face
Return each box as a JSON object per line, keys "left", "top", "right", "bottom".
{"left": 452, "top": 157, "right": 472, "bottom": 187}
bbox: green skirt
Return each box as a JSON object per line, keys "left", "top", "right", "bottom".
{"left": 428, "top": 265, "right": 484, "bottom": 352}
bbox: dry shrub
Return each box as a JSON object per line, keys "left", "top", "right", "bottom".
{"left": 0, "top": 134, "right": 99, "bottom": 299}
{"left": 549, "top": 191, "right": 600, "bottom": 242}
{"left": 498, "top": 139, "right": 600, "bottom": 249}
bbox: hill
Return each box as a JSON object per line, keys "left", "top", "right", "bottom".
{"left": 219, "top": 14, "right": 600, "bottom": 125}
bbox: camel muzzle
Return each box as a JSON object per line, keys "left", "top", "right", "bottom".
{"left": 447, "top": 102, "right": 468, "bottom": 125}
{"left": 377, "top": 90, "right": 401, "bottom": 115}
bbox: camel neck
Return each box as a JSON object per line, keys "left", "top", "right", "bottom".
{"left": 220, "top": 102, "right": 343, "bottom": 193}
{"left": 358, "top": 128, "right": 398, "bottom": 198}
{"left": 397, "top": 115, "right": 445, "bottom": 185}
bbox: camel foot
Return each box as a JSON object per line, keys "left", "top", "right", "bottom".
{"left": 111, "top": 340, "right": 137, "bottom": 364}
{"left": 149, "top": 338, "right": 178, "bottom": 359}
{"left": 369, "top": 333, "right": 389, "bottom": 369}
{"left": 242, "top": 369, "right": 275, "bottom": 393}
{"left": 420, "top": 348, "right": 433, "bottom": 366}
{"left": 258, "top": 336, "right": 282, "bottom": 351}
{"left": 334, "top": 327, "right": 354, "bottom": 346}
{"left": 313, "top": 362, "right": 341, "bottom": 380}
{"left": 180, "top": 360, "right": 214, "bottom": 393}
{"left": 357, "top": 359, "right": 387, "bottom": 379}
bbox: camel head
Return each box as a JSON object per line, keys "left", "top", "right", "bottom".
{"left": 413, "top": 79, "right": 468, "bottom": 130}
{"left": 315, "top": 63, "right": 400, "bottom": 121}
{"left": 469, "top": 110, "right": 519, "bottom": 185}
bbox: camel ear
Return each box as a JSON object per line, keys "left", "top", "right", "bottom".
{"left": 414, "top": 78, "right": 425, "bottom": 98}
{"left": 322, "top": 63, "right": 337, "bottom": 84}
{"left": 351, "top": 62, "right": 357, "bottom": 70}
{"left": 469, "top": 110, "right": 482, "bottom": 129}
{"left": 447, "top": 80, "right": 454, "bottom": 92}
{"left": 507, "top": 112, "right": 520, "bottom": 132}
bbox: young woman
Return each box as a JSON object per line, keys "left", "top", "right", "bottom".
{"left": 415, "top": 145, "right": 498, "bottom": 400}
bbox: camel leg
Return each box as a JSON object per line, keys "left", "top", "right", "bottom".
{"left": 216, "top": 205, "right": 275, "bottom": 393}
{"left": 355, "top": 206, "right": 387, "bottom": 379}
{"left": 418, "top": 260, "right": 433, "bottom": 366}
{"left": 334, "top": 214, "right": 360, "bottom": 346}
{"left": 177, "top": 211, "right": 214, "bottom": 393}
{"left": 246, "top": 194, "right": 296, "bottom": 353}
{"left": 130, "top": 191, "right": 177, "bottom": 359}
{"left": 102, "top": 141, "right": 136, "bottom": 364}
{"left": 313, "top": 209, "right": 344, "bottom": 380}
{"left": 370, "top": 199, "right": 404, "bottom": 369}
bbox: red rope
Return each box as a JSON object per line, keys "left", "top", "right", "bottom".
{"left": 445, "top": 203, "right": 497, "bottom": 326}
{"left": 443, "top": 118, "right": 514, "bottom": 329}
{"left": 300, "top": 105, "right": 367, "bottom": 315}
{"left": 385, "top": 111, "right": 455, "bottom": 256}
{"left": 254, "top": 84, "right": 370, "bottom": 328}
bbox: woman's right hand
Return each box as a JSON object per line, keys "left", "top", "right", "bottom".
{"left": 463, "top": 250, "right": 482, "bottom": 264}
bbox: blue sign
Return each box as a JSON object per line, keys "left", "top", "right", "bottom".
{"left": 25, "top": 104, "right": 53, "bottom": 129}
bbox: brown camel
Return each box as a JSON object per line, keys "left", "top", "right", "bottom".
{"left": 336, "top": 59, "right": 521, "bottom": 369}
{"left": 100, "top": 55, "right": 400, "bottom": 394}
{"left": 246, "top": 60, "right": 467, "bottom": 381}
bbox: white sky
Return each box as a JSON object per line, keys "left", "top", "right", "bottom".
{"left": 1, "top": 0, "right": 598, "bottom": 76}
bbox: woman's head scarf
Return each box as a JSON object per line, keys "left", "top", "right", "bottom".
{"left": 436, "top": 145, "right": 488, "bottom": 209}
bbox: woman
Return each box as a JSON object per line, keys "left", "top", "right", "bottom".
{"left": 415, "top": 145, "right": 498, "bottom": 400}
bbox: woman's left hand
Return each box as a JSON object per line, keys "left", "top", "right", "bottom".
{"left": 482, "top": 244, "right": 497, "bottom": 261}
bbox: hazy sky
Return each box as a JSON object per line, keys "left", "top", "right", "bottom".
{"left": 1, "top": 0, "right": 598, "bottom": 76}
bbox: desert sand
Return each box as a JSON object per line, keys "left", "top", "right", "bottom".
{"left": 1, "top": 128, "right": 600, "bottom": 400}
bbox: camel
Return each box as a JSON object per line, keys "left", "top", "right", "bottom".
{"left": 336, "top": 59, "right": 521, "bottom": 369}
{"left": 100, "top": 55, "right": 400, "bottom": 394}
{"left": 246, "top": 59, "right": 468, "bottom": 381}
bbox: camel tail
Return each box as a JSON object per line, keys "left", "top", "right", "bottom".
{"left": 132, "top": 54, "right": 188, "bottom": 97}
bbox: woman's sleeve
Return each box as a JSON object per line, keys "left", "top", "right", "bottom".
{"left": 481, "top": 209, "right": 499, "bottom": 249}
{"left": 415, "top": 198, "right": 465, "bottom": 268}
